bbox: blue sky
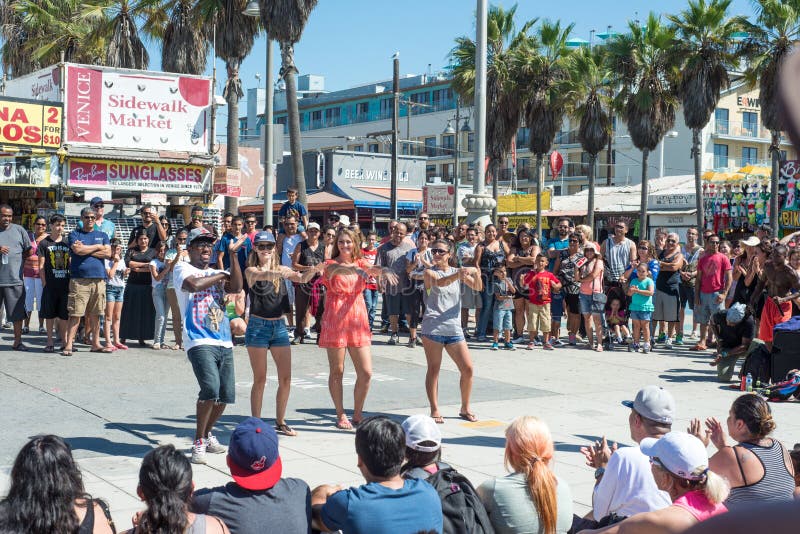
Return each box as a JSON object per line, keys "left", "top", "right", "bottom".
{"left": 158, "top": 0, "right": 754, "bottom": 123}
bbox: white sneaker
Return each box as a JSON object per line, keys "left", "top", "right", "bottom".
{"left": 205, "top": 433, "right": 227, "bottom": 454}
{"left": 664, "top": 338, "right": 673, "bottom": 349}
{"left": 512, "top": 336, "right": 525, "bottom": 344}
{"left": 191, "top": 438, "right": 207, "bottom": 464}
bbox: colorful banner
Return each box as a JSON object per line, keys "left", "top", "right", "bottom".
{"left": 0, "top": 154, "right": 51, "bottom": 187}
{"left": 65, "top": 65, "right": 211, "bottom": 153}
{"left": 67, "top": 158, "right": 207, "bottom": 193}
{"left": 0, "top": 96, "right": 62, "bottom": 149}
{"left": 497, "top": 192, "right": 552, "bottom": 213}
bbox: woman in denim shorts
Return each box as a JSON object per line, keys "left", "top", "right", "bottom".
{"left": 244, "top": 231, "right": 317, "bottom": 437}
{"left": 420, "top": 239, "right": 483, "bottom": 424}
{"left": 103, "top": 239, "right": 126, "bottom": 351}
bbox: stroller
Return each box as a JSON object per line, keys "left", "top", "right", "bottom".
{"left": 602, "top": 285, "right": 628, "bottom": 351}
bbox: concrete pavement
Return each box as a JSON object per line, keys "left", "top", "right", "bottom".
{"left": 2, "top": 327, "right": 799, "bottom": 530}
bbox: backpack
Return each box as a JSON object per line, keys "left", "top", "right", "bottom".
{"left": 762, "top": 370, "right": 800, "bottom": 401}
{"left": 405, "top": 463, "right": 495, "bottom": 534}
{"left": 740, "top": 344, "right": 771, "bottom": 385}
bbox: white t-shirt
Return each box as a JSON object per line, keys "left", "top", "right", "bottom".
{"left": 104, "top": 258, "right": 126, "bottom": 288}
{"left": 592, "top": 445, "right": 672, "bottom": 519}
{"left": 173, "top": 262, "right": 232, "bottom": 351}
{"left": 150, "top": 258, "right": 168, "bottom": 288}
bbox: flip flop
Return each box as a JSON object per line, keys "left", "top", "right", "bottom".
{"left": 90, "top": 347, "right": 114, "bottom": 353}
{"left": 275, "top": 423, "right": 298, "bottom": 437}
{"left": 43, "top": 345, "right": 55, "bottom": 353}
{"left": 335, "top": 417, "right": 353, "bottom": 430}
{"left": 432, "top": 415, "right": 445, "bottom": 424}
{"left": 114, "top": 343, "right": 129, "bottom": 350}
{"left": 12, "top": 343, "right": 28, "bottom": 352}
{"left": 459, "top": 412, "right": 478, "bottom": 423}
{"left": 60, "top": 349, "right": 72, "bottom": 357}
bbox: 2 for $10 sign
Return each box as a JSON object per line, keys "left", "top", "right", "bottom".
{"left": 0, "top": 97, "right": 62, "bottom": 149}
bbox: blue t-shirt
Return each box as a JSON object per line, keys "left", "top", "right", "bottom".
{"left": 547, "top": 236, "right": 569, "bottom": 270}
{"left": 628, "top": 259, "right": 660, "bottom": 281}
{"left": 77, "top": 218, "right": 115, "bottom": 240}
{"left": 68, "top": 229, "right": 109, "bottom": 279}
{"left": 629, "top": 277, "right": 655, "bottom": 312}
{"left": 320, "top": 479, "right": 442, "bottom": 534}
{"left": 215, "top": 233, "right": 251, "bottom": 271}
{"left": 278, "top": 201, "right": 307, "bottom": 231}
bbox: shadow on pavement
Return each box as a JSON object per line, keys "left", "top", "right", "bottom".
{"left": 659, "top": 367, "right": 718, "bottom": 383}
{"left": 66, "top": 436, "right": 153, "bottom": 457}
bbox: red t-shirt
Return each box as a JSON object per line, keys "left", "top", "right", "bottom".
{"left": 696, "top": 252, "right": 731, "bottom": 293}
{"left": 523, "top": 270, "right": 560, "bottom": 305}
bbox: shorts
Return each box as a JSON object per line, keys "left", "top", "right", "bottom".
{"left": 493, "top": 308, "right": 513, "bottom": 332}
{"left": 0, "top": 285, "right": 26, "bottom": 322}
{"left": 579, "top": 293, "right": 604, "bottom": 315}
{"left": 422, "top": 333, "right": 465, "bottom": 345}
{"left": 695, "top": 291, "right": 725, "bottom": 324}
{"left": 461, "top": 283, "right": 481, "bottom": 309}
{"left": 550, "top": 292, "right": 564, "bottom": 321}
{"left": 245, "top": 316, "right": 291, "bottom": 348}
{"left": 679, "top": 285, "right": 695, "bottom": 310}
{"left": 106, "top": 285, "right": 124, "bottom": 302}
{"left": 284, "top": 279, "right": 295, "bottom": 306}
{"left": 630, "top": 310, "right": 653, "bottom": 321}
{"left": 526, "top": 303, "right": 551, "bottom": 333}
{"left": 40, "top": 286, "right": 69, "bottom": 320}
{"left": 564, "top": 293, "right": 580, "bottom": 315}
{"left": 384, "top": 292, "right": 407, "bottom": 317}
{"left": 652, "top": 289, "right": 680, "bottom": 322}
{"left": 67, "top": 279, "right": 106, "bottom": 317}
{"left": 23, "top": 276, "right": 42, "bottom": 313}
{"left": 187, "top": 345, "right": 235, "bottom": 404}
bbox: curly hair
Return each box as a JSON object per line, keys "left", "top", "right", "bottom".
{"left": 136, "top": 445, "right": 193, "bottom": 534}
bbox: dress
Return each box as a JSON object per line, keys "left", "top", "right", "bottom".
{"left": 319, "top": 259, "right": 371, "bottom": 348}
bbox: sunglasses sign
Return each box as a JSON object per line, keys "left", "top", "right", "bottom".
{"left": 67, "top": 158, "right": 206, "bottom": 193}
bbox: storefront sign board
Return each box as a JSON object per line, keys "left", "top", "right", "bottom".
{"left": 4, "top": 66, "right": 61, "bottom": 102}
{"left": 0, "top": 96, "right": 62, "bottom": 149}
{"left": 67, "top": 158, "right": 206, "bottom": 193}
{"left": 0, "top": 154, "right": 51, "bottom": 187}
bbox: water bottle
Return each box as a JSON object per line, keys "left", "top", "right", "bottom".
{"left": 746, "top": 372, "right": 753, "bottom": 392}
{"left": 1, "top": 253, "right": 6, "bottom": 265}
{"left": 225, "top": 301, "right": 236, "bottom": 319}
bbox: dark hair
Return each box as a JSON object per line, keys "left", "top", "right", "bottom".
{"left": 134, "top": 228, "right": 150, "bottom": 241}
{"left": 535, "top": 253, "right": 548, "bottom": 261}
{"left": 416, "top": 230, "right": 432, "bottom": 243}
{"left": 80, "top": 207, "right": 96, "bottom": 218}
{"left": 773, "top": 244, "right": 788, "bottom": 257}
{"left": 354, "top": 416, "right": 405, "bottom": 478}
{"left": 49, "top": 213, "right": 66, "bottom": 224}
{"left": 401, "top": 444, "right": 441, "bottom": 475}
{"left": 557, "top": 217, "right": 573, "bottom": 226}
{"left": 0, "top": 435, "right": 86, "bottom": 533}
{"left": 512, "top": 229, "right": 532, "bottom": 249}
{"left": 136, "top": 445, "right": 192, "bottom": 534}
{"left": 193, "top": 206, "right": 206, "bottom": 214}
{"left": 33, "top": 215, "right": 46, "bottom": 225}
{"left": 110, "top": 238, "right": 121, "bottom": 247}
{"left": 232, "top": 215, "right": 244, "bottom": 224}
{"left": 731, "top": 394, "right": 776, "bottom": 438}
{"left": 140, "top": 204, "right": 154, "bottom": 214}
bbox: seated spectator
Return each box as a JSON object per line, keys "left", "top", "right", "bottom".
{"left": 127, "top": 445, "right": 228, "bottom": 533}
{"left": 687, "top": 393, "right": 796, "bottom": 510}
{"left": 579, "top": 432, "right": 729, "bottom": 533}
{"left": 0, "top": 434, "right": 114, "bottom": 533}
{"left": 791, "top": 443, "right": 800, "bottom": 498}
{"left": 574, "top": 386, "right": 673, "bottom": 531}
{"left": 311, "top": 416, "right": 443, "bottom": 534}
{"left": 478, "top": 416, "right": 573, "bottom": 533}
{"left": 683, "top": 500, "right": 800, "bottom": 534}
{"left": 191, "top": 417, "right": 311, "bottom": 534}
{"left": 707, "top": 303, "right": 758, "bottom": 382}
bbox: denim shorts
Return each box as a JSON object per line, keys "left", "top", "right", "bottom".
{"left": 579, "top": 293, "right": 604, "bottom": 315}
{"left": 245, "top": 316, "right": 291, "bottom": 348}
{"left": 106, "top": 285, "right": 124, "bottom": 302}
{"left": 493, "top": 308, "right": 513, "bottom": 331}
{"left": 187, "top": 345, "right": 235, "bottom": 404}
{"left": 550, "top": 291, "right": 564, "bottom": 319}
{"left": 630, "top": 310, "right": 653, "bottom": 321}
{"left": 422, "top": 333, "right": 466, "bottom": 346}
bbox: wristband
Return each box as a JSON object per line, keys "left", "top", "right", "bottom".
{"left": 594, "top": 467, "right": 605, "bottom": 480}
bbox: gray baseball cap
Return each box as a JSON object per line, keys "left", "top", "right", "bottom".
{"left": 622, "top": 385, "right": 675, "bottom": 424}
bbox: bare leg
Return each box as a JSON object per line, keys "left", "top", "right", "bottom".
{"left": 45, "top": 318, "right": 56, "bottom": 347}
{"left": 248, "top": 346, "right": 268, "bottom": 418}
{"left": 422, "top": 337, "right": 444, "bottom": 418}
{"left": 327, "top": 348, "right": 348, "bottom": 424}
{"left": 104, "top": 301, "right": 114, "bottom": 347}
{"left": 270, "top": 346, "right": 293, "bottom": 425}
{"left": 348, "top": 346, "right": 373, "bottom": 423}
{"left": 582, "top": 313, "right": 593, "bottom": 346}
{"left": 12, "top": 320, "right": 22, "bottom": 346}
{"left": 445, "top": 341, "right": 475, "bottom": 416}
{"left": 63, "top": 316, "right": 81, "bottom": 352}
{"left": 89, "top": 313, "right": 102, "bottom": 350}
{"left": 112, "top": 302, "right": 122, "bottom": 345}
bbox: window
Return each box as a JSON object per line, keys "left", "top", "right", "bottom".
{"left": 379, "top": 98, "right": 392, "bottom": 118}
{"left": 324, "top": 107, "right": 340, "bottom": 127}
{"left": 518, "top": 158, "right": 531, "bottom": 181}
{"left": 368, "top": 143, "right": 379, "bottom": 153}
{"left": 426, "top": 165, "right": 436, "bottom": 181}
{"left": 431, "top": 88, "right": 453, "bottom": 110}
{"left": 467, "top": 161, "right": 475, "bottom": 181}
{"left": 276, "top": 116, "right": 288, "bottom": 134}
{"left": 356, "top": 102, "right": 368, "bottom": 115}
{"left": 742, "top": 146, "right": 758, "bottom": 165}
{"left": 742, "top": 111, "right": 758, "bottom": 137}
{"left": 411, "top": 92, "right": 429, "bottom": 114}
{"left": 442, "top": 134, "right": 454, "bottom": 152}
{"left": 781, "top": 150, "right": 788, "bottom": 162}
{"left": 715, "top": 108, "right": 729, "bottom": 135}
{"left": 310, "top": 110, "right": 322, "bottom": 129}
{"left": 713, "top": 144, "right": 728, "bottom": 168}
{"left": 516, "top": 127, "right": 530, "bottom": 147}
{"left": 424, "top": 137, "right": 437, "bottom": 157}
{"left": 441, "top": 163, "right": 454, "bottom": 182}
{"left": 467, "top": 133, "right": 475, "bottom": 152}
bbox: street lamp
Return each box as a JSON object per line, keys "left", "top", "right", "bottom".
{"left": 442, "top": 101, "right": 470, "bottom": 227}
{"left": 658, "top": 130, "right": 678, "bottom": 178}
{"left": 243, "top": 1, "right": 274, "bottom": 226}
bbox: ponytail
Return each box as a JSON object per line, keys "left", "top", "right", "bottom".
{"left": 524, "top": 457, "right": 558, "bottom": 534}
{"left": 702, "top": 470, "right": 730, "bottom": 504}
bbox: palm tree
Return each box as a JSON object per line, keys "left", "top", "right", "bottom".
{"left": 99, "top": 0, "right": 150, "bottom": 69}
{"left": 563, "top": 46, "right": 613, "bottom": 228}
{"left": 199, "top": 0, "right": 259, "bottom": 214}
{"left": 517, "top": 19, "right": 573, "bottom": 239}
{"left": 606, "top": 14, "right": 679, "bottom": 239}
{"left": 158, "top": 0, "right": 209, "bottom": 75}
{"left": 259, "top": 0, "right": 319, "bottom": 206}
{"left": 450, "top": 4, "right": 536, "bottom": 219}
{"left": 742, "top": 0, "right": 800, "bottom": 236}
{"left": 669, "top": 0, "right": 745, "bottom": 235}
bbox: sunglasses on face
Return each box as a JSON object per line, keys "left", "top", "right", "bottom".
{"left": 569, "top": 239, "right": 579, "bottom": 243}
{"left": 246, "top": 220, "right": 257, "bottom": 224}
{"left": 431, "top": 248, "right": 449, "bottom": 255}
{"left": 256, "top": 244, "right": 275, "bottom": 251}
{"left": 82, "top": 216, "right": 96, "bottom": 220}
{"left": 326, "top": 233, "right": 336, "bottom": 238}
{"left": 34, "top": 222, "right": 46, "bottom": 226}
{"left": 177, "top": 238, "right": 186, "bottom": 242}
{"left": 638, "top": 246, "right": 649, "bottom": 250}
{"left": 92, "top": 204, "right": 104, "bottom": 208}
{"left": 666, "top": 239, "right": 676, "bottom": 244}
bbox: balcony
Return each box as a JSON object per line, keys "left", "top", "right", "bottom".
{"left": 554, "top": 130, "right": 581, "bottom": 146}
{"left": 711, "top": 157, "right": 772, "bottom": 171}
{"left": 713, "top": 120, "right": 768, "bottom": 140}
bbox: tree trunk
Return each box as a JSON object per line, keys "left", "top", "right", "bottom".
{"left": 692, "top": 128, "right": 703, "bottom": 238}
{"left": 491, "top": 158, "right": 498, "bottom": 222}
{"left": 587, "top": 152, "right": 596, "bottom": 228}
{"left": 282, "top": 43, "right": 307, "bottom": 206}
{"left": 535, "top": 153, "right": 543, "bottom": 244}
{"left": 639, "top": 148, "right": 650, "bottom": 240}
{"left": 606, "top": 114, "right": 614, "bottom": 186}
{"left": 224, "top": 61, "right": 241, "bottom": 216}
{"left": 770, "top": 131, "right": 781, "bottom": 238}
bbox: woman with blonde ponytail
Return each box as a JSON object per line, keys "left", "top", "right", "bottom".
{"left": 477, "top": 416, "right": 573, "bottom": 533}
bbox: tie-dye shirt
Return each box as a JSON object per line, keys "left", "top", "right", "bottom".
{"left": 173, "top": 262, "right": 232, "bottom": 351}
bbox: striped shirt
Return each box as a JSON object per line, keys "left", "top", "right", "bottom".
{"left": 725, "top": 439, "right": 796, "bottom": 510}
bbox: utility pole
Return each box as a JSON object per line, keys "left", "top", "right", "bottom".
{"left": 390, "top": 54, "right": 400, "bottom": 220}
{"left": 453, "top": 99, "right": 460, "bottom": 227}
{"left": 263, "top": 36, "right": 274, "bottom": 226}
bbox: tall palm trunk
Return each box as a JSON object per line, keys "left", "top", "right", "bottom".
{"left": 587, "top": 153, "right": 597, "bottom": 228}
{"left": 692, "top": 128, "right": 703, "bottom": 233}
{"left": 770, "top": 132, "right": 781, "bottom": 237}
{"left": 491, "top": 159, "right": 499, "bottom": 221}
{"left": 224, "top": 62, "right": 243, "bottom": 215}
{"left": 282, "top": 43, "right": 307, "bottom": 205}
{"left": 639, "top": 148, "right": 650, "bottom": 240}
{"left": 533, "top": 153, "right": 544, "bottom": 242}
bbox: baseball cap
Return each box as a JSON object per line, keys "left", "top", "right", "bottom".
{"left": 253, "top": 231, "right": 276, "bottom": 244}
{"left": 583, "top": 242, "right": 598, "bottom": 253}
{"left": 186, "top": 227, "right": 215, "bottom": 246}
{"left": 640, "top": 432, "right": 709, "bottom": 481}
{"left": 401, "top": 415, "right": 442, "bottom": 453}
{"left": 622, "top": 385, "right": 675, "bottom": 424}
{"left": 328, "top": 211, "right": 340, "bottom": 220}
{"left": 89, "top": 196, "right": 104, "bottom": 206}
{"left": 740, "top": 236, "right": 760, "bottom": 247}
{"left": 307, "top": 222, "right": 321, "bottom": 231}
{"left": 227, "top": 417, "right": 283, "bottom": 491}
{"left": 339, "top": 214, "right": 350, "bottom": 226}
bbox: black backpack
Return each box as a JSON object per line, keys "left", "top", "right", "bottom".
{"left": 406, "top": 463, "right": 495, "bottom": 534}
{"left": 740, "top": 344, "right": 771, "bottom": 385}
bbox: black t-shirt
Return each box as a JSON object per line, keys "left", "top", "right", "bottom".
{"left": 655, "top": 250, "right": 681, "bottom": 295}
{"left": 39, "top": 236, "right": 71, "bottom": 289}
{"left": 128, "top": 223, "right": 163, "bottom": 249}
{"left": 124, "top": 247, "right": 157, "bottom": 285}
{"left": 713, "top": 311, "right": 756, "bottom": 349}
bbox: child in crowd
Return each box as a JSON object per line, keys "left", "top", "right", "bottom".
{"left": 278, "top": 186, "right": 309, "bottom": 234}
{"left": 492, "top": 265, "right": 515, "bottom": 350}
{"left": 523, "top": 254, "right": 562, "bottom": 351}
{"left": 605, "top": 297, "right": 629, "bottom": 344}
{"left": 627, "top": 262, "right": 655, "bottom": 353}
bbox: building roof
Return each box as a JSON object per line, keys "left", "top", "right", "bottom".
{"left": 549, "top": 174, "right": 696, "bottom": 214}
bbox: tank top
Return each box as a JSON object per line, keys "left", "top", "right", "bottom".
{"left": 511, "top": 246, "right": 536, "bottom": 298}
{"left": 77, "top": 498, "right": 95, "bottom": 534}
{"left": 249, "top": 277, "right": 288, "bottom": 319}
{"left": 297, "top": 240, "right": 324, "bottom": 288}
{"left": 672, "top": 490, "right": 727, "bottom": 522}
{"left": 605, "top": 237, "right": 632, "bottom": 281}
{"left": 479, "top": 243, "right": 506, "bottom": 273}
{"left": 421, "top": 267, "right": 462, "bottom": 337}
{"left": 186, "top": 514, "right": 207, "bottom": 534}
{"left": 656, "top": 251, "right": 681, "bottom": 295}
{"left": 725, "top": 440, "right": 796, "bottom": 509}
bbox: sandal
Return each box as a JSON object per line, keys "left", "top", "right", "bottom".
{"left": 335, "top": 416, "right": 353, "bottom": 430}
{"left": 151, "top": 343, "right": 162, "bottom": 350}
{"left": 114, "top": 342, "right": 129, "bottom": 350}
{"left": 90, "top": 347, "right": 114, "bottom": 353}
{"left": 432, "top": 415, "right": 445, "bottom": 424}
{"left": 275, "top": 423, "right": 298, "bottom": 437}
{"left": 689, "top": 343, "right": 707, "bottom": 351}
{"left": 459, "top": 412, "right": 478, "bottom": 422}
{"left": 12, "top": 343, "right": 29, "bottom": 352}
{"left": 60, "top": 349, "right": 73, "bottom": 357}
{"left": 43, "top": 345, "right": 55, "bottom": 353}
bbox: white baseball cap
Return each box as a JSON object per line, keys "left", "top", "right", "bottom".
{"left": 640, "top": 431, "right": 710, "bottom": 481}
{"left": 401, "top": 415, "right": 441, "bottom": 453}
{"left": 622, "top": 385, "right": 676, "bottom": 424}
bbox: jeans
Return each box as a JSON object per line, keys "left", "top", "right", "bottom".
{"left": 152, "top": 284, "right": 168, "bottom": 345}
{"left": 187, "top": 345, "right": 235, "bottom": 404}
{"left": 363, "top": 288, "right": 378, "bottom": 329}
{"left": 476, "top": 275, "right": 495, "bottom": 337}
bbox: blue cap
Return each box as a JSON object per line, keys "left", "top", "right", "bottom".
{"left": 253, "top": 231, "right": 276, "bottom": 244}
{"left": 89, "top": 197, "right": 104, "bottom": 206}
{"left": 227, "top": 417, "right": 282, "bottom": 490}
